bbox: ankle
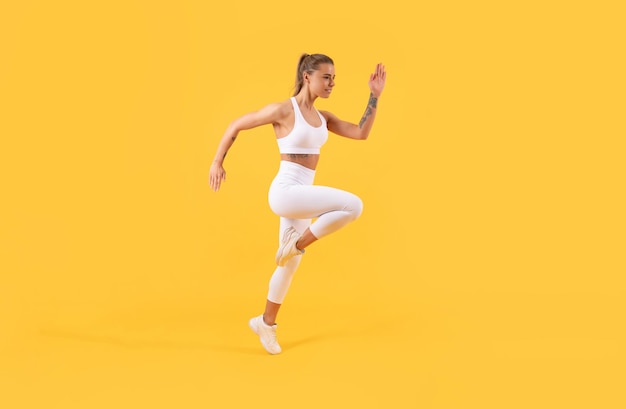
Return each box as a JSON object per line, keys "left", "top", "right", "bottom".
{"left": 295, "top": 240, "right": 305, "bottom": 253}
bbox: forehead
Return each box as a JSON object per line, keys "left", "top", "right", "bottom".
{"left": 315, "top": 63, "right": 335, "bottom": 75}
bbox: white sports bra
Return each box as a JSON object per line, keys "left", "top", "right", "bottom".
{"left": 276, "top": 97, "right": 328, "bottom": 154}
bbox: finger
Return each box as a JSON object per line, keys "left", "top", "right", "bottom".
{"left": 379, "top": 65, "right": 386, "bottom": 81}
{"left": 215, "top": 173, "right": 225, "bottom": 191}
{"left": 211, "top": 174, "right": 220, "bottom": 191}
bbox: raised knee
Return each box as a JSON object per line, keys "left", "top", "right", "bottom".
{"left": 351, "top": 196, "right": 364, "bottom": 220}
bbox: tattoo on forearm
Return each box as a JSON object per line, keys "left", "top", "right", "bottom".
{"left": 368, "top": 93, "right": 378, "bottom": 109}
{"left": 231, "top": 135, "right": 236, "bottom": 142}
{"left": 359, "top": 93, "right": 378, "bottom": 129}
{"left": 359, "top": 106, "right": 372, "bottom": 128}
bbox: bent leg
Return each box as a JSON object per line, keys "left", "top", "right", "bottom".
{"left": 269, "top": 184, "right": 363, "bottom": 241}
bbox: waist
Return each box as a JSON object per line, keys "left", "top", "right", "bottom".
{"left": 274, "top": 160, "right": 316, "bottom": 185}
{"left": 280, "top": 153, "right": 319, "bottom": 170}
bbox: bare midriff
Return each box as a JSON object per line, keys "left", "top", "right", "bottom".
{"left": 280, "top": 153, "right": 320, "bottom": 170}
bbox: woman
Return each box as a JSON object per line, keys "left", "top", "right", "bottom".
{"left": 209, "top": 53, "right": 386, "bottom": 354}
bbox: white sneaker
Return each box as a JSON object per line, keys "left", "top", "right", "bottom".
{"left": 275, "top": 226, "right": 304, "bottom": 267}
{"left": 249, "top": 315, "right": 281, "bottom": 355}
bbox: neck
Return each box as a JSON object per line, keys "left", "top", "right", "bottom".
{"left": 295, "top": 90, "right": 317, "bottom": 110}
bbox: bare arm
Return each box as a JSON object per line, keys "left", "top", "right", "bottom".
{"left": 209, "top": 102, "right": 284, "bottom": 191}
{"left": 324, "top": 92, "right": 379, "bottom": 140}
{"left": 323, "top": 63, "right": 387, "bottom": 140}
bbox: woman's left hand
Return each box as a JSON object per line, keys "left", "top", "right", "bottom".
{"left": 369, "top": 63, "right": 386, "bottom": 98}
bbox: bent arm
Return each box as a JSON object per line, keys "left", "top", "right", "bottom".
{"left": 209, "top": 102, "right": 283, "bottom": 192}
{"left": 323, "top": 93, "right": 380, "bottom": 140}
{"left": 212, "top": 103, "right": 283, "bottom": 165}
{"left": 323, "top": 62, "right": 386, "bottom": 141}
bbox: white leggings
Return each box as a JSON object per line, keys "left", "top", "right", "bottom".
{"left": 266, "top": 161, "right": 363, "bottom": 304}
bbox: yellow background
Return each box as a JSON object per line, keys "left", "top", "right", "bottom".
{"left": 1, "top": 1, "right": 624, "bottom": 408}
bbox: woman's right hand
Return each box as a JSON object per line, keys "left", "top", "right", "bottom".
{"left": 209, "top": 161, "right": 226, "bottom": 192}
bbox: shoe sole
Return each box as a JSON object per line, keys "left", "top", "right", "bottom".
{"left": 275, "top": 228, "right": 298, "bottom": 266}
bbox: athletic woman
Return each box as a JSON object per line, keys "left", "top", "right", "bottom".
{"left": 209, "top": 53, "right": 386, "bottom": 354}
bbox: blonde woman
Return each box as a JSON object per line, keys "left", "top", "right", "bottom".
{"left": 209, "top": 53, "right": 386, "bottom": 354}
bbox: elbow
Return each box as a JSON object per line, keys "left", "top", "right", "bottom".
{"left": 356, "top": 124, "right": 372, "bottom": 140}
{"left": 227, "top": 122, "right": 240, "bottom": 133}
{"left": 228, "top": 116, "right": 249, "bottom": 133}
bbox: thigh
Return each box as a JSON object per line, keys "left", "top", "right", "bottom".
{"left": 270, "top": 184, "right": 359, "bottom": 220}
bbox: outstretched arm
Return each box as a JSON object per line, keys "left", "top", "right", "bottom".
{"left": 324, "top": 63, "right": 387, "bottom": 140}
{"left": 209, "top": 103, "right": 283, "bottom": 192}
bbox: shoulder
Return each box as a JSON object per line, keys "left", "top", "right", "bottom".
{"left": 319, "top": 110, "right": 338, "bottom": 122}
{"left": 230, "top": 99, "right": 295, "bottom": 130}
{"left": 258, "top": 99, "right": 293, "bottom": 118}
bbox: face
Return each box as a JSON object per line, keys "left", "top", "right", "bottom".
{"left": 306, "top": 63, "right": 335, "bottom": 98}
